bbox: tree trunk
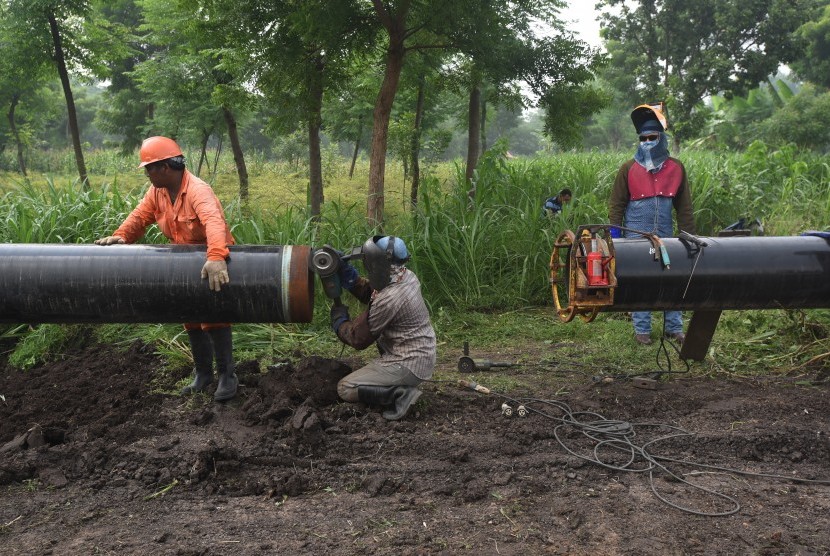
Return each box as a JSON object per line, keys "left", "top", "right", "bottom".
{"left": 368, "top": 0, "right": 409, "bottom": 228}
{"left": 197, "top": 128, "right": 211, "bottom": 176}
{"left": 368, "top": 47, "right": 405, "bottom": 227}
{"left": 480, "top": 98, "right": 487, "bottom": 153}
{"left": 222, "top": 107, "right": 249, "bottom": 204}
{"left": 349, "top": 117, "right": 362, "bottom": 179}
{"left": 48, "top": 12, "right": 88, "bottom": 188}
{"left": 465, "top": 85, "right": 482, "bottom": 197}
{"left": 211, "top": 135, "right": 223, "bottom": 184}
{"left": 410, "top": 75, "right": 425, "bottom": 208}
{"left": 7, "top": 95, "right": 26, "bottom": 176}
{"left": 307, "top": 56, "right": 325, "bottom": 221}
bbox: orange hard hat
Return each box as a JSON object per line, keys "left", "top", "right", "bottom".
{"left": 138, "top": 136, "right": 183, "bottom": 168}
{"left": 631, "top": 103, "right": 668, "bottom": 133}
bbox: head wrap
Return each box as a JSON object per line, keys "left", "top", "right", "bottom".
{"left": 634, "top": 132, "right": 670, "bottom": 172}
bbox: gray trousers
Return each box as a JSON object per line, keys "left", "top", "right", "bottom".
{"left": 337, "top": 361, "right": 422, "bottom": 403}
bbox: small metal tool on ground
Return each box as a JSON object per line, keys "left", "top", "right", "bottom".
{"left": 458, "top": 341, "right": 521, "bottom": 373}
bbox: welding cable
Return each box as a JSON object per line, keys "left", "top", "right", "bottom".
{"left": 589, "top": 327, "right": 690, "bottom": 384}
{"left": 461, "top": 386, "right": 830, "bottom": 517}
{"left": 539, "top": 394, "right": 830, "bottom": 492}
{"left": 502, "top": 395, "right": 741, "bottom": 516}
{"left": 652, "top": 318, "right": 691, "bottom": 378}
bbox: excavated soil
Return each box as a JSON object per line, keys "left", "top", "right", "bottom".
{"left": 1, "top": 339, "right": 829, "bottom": 555}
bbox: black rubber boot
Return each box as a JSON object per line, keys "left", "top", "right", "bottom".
{"left": 357, "top": 385, "right": 399, "bottom": 408}
{"left": 209, "top": 327, "right": 237, "bottom": 402}
{"left": 357, "top": 385, "right": 421, "bottom": 420}
{"left": 382, "top": 387, "right": 422, "bottom": 421}
{"left": 181, "top": 329, "right": 214, "bottom": 395}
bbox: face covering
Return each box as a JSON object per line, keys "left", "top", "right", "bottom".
{"left": 634, "top": 132, "right": 669, "bottom": 172}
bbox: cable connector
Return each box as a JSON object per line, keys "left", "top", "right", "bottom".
{"left": 517, "top": 405, "right": 528, "bottom": 418}
{"left": 501, "top": 403, "right": 513, "bottom": 417}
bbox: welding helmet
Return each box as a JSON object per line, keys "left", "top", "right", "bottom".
{"left": 360, "top": 235, "right": 410, "bottom": 291}
{"left": 138, "top": 136, "right": 183, "bottom": 168}
{"left": 631, "top": 103, "right": 668, "bottom": 134}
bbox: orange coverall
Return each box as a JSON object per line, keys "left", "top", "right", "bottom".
{"left": 114, "top": 170, "right": 234, "bottom": 261}
{"left": 114, "top": 170, "right": 235, "bottom": 331}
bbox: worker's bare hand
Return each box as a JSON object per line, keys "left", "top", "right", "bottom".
{"left": 94, "top": 236, "right": 126, "bottom": 245}
{"left": 201, "top": 259, "right": 229, "bottom": 292}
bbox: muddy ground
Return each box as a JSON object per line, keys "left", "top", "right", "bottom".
{"left": 0, "top": 338, "right": 829, "bottom": 555}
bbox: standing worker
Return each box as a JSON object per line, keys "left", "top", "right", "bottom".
{"left": 609, "top": 104, "right": 696, "bottom": 346}
{"left": 542, "top": 188, "right": 572, "bottom": 217}
{"left": 95, "top": 136, "right": 239, "bottom": 401}
{"left": 330, "top": 236, "right": 436, "bottom": 420}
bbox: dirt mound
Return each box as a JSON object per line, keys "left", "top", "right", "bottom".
{"left": 240, "top": 355, "right": 352, "bottom": 425}
{"left": 1, "top": 342, "right": 829, "bottom": 555}
{"left": 0, "top": 340, "right": 166, "bottom": 446}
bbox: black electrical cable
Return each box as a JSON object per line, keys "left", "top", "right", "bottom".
{"left": 468, "top": 389, "right": 830, "bottom": 517}
{"left": 588, "top": 330, "right": 691, "bottom": 384}
{"left": 654, "top": 317, "right": 691, "bottom": 378}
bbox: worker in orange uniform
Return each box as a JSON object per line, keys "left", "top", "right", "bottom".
{"left": 95, "top": 136, "right": 238, "bottom": 401}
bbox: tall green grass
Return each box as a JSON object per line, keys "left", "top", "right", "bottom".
{"left": 0, "top": 178, "right": 166, "bottom": 244}
{"left": 405, "top": 153, "right": 559, "bottom": 307}
{"left": 682, "top": 142, "right": 830, "bottom": 234}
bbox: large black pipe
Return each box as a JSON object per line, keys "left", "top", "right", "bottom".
{"left": 0, "top": 244, "right": 314, "bottom": 324}
{"left": 612, "top": 235, "right": 830, "bottom": 311}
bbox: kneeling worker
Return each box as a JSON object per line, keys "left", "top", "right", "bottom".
{"left": 330, "top": 236, "right": 436, "bottom": 420}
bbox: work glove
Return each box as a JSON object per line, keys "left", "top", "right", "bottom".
{"left": 94, "top": 235, "right": 126, "bottom": 245}
{"left": 609, "top": 226, "right": 622, "bottom": 239}
{"left": 201, "top": 259, "right": 230, "bottom": 292}
{"left": 330, "top": 303, "right": 350, "bottom": 334}
{"left": 337, "top": 260, "right": 359, "bottom": 291}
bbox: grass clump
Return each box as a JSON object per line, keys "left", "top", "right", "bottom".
{"left": 708, "top": 309, "right": 830, "bottom": 378}
{"left": 8, "top": 324, "right": 84, "bottom": 370}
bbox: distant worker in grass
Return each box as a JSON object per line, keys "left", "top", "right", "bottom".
{"left": 330, "top": 236, "right": 436, "bottom": 420}
{"left": 542, "top": 188, "right": 572, "bottom": 218}
{"left": 95, "top": 136, "right": 238, "bottom": 401}
{"left": 608, "top": 104, "right": 696, "bottom": 346}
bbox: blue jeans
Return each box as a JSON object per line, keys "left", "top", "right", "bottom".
{"left": 632, "top": 311, "right": 683, "bottom": 335}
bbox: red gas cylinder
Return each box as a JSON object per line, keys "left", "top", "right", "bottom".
{"left": 586, "top": 251, "right": 608, "bottom": 286}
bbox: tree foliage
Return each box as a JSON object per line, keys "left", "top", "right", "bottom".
{"left": 94, "top": 0, "right": 154, "bottom": 152}
{"left": 0, "top": 3, "right": 56, "bottom": 173}
{"left": 791, "top": 4, "right": 830, "bottom": 88}
{"left": 135, "top": 0, "right": 259, "bottom": 201}
{"left": 7, "top": 0, "right": 123, "bottom": 184}
{"left": 195, "top": 0, "right": 376, "bottom": 217}
{"left": 758, "top": 83, "right": 830, "bottom": 149}
{"left": 701, "top": 79, "right": 794, "bottom": 150}
{"left": 364, "top": 0, "right": 605, "bottom": 223}
{"left": 523, "top": 37, "right": 609, "bottom": 149}
{"left": 598, "top": 0, "right": 821, "bottom": 143}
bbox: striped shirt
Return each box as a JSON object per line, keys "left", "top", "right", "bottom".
{"left": 368, "top": 269, "right": 436, "bottom": 379}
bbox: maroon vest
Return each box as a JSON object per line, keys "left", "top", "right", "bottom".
{"left": 627, "top": 159, "right": 683, "bottom": 200}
